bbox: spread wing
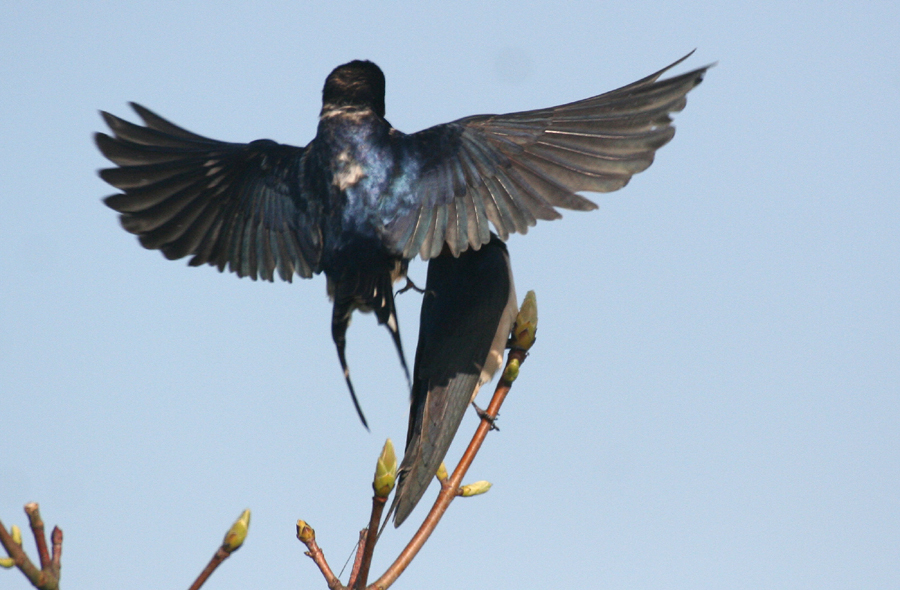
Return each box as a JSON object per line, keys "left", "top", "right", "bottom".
{"left": 383, "top": 52, "right": 709, "bottom": 259}
{"left": 96, "top": 103, "right": 323, "bottom": 281}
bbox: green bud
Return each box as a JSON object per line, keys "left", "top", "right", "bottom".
{"left": 222, "top": 509, "right": 251, "bottom": 552}
{"left": 373, "top": 438, "right": 398, "bottom": 498}
{"left": 502, "top": 358, "right": 520, "bottom": 383}
{"left": 10, "top": 525, "right": 22, "bottom": 546}
{"left": 511, "top": 291, "right": 538, "bottom": 351}
{"left": 435, "top": 462, "right": 449, "bottom": 482}
{"left": 296, "top": 520, "right": 315, "bottom": 544}
{"left": 459, "top": 481, "right": 492, "bottom": 497}
{"left": 0, "top": 557, "right": 14, "bottom": 568}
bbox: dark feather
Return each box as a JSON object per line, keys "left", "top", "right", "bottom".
{"left": 97, "top": 104, "right": 322, "bottom": 281}
{"left": 383, "top": 52, "right": 709, "bottom": 258}
{"left": 392, "top": 235, "right": 517, "bottom": 526}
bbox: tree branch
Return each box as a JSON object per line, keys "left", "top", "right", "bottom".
{"left": 297, "top": 521, "right": 342, "bottom": 589}
{"left": 353, "top": 495, "right": 386, "bottom": 590}
{"left": 370, "top": 348, "right": 526, "bottom": 589}
{"left": 0, "top": 503, "right": 62, "bottom": 590}
{"left": 187, "top": 509, "right": 250, "bottom": 590}
{"left": 346, "top": 529, "right": 368, "bottom": 589}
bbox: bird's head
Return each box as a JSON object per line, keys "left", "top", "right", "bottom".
{"left": 321, "top": 60, "right": 386, "bottom": 118}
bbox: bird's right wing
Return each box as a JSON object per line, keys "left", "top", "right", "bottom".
{"left": 97, "top": 103, "right": 323, "bottom": 281}
{"left": 383, "top": 52, "right": 709, "bottom": 260}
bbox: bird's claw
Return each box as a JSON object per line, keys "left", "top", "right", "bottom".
{"left": 396, "top": 278, "right": 432, "bottom": 297}
{"left": 471, "top": 402, "right": 499, "bottom": 431}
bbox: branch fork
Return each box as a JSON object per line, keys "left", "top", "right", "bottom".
{"left": 0, "top": 503, "right": 63, "bottom": 590}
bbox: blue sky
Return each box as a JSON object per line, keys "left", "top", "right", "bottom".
{"left": 2, "top": 2, "right": 898, "bottom": 589}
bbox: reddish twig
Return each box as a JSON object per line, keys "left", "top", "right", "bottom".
{"left": 353, "top": 495, "right": 387, "bottom": 590}
{"left": 50, "top": 528, "right": 62, "bottom": 573}
{"left": 24, "top": 504, "right": 50, "bottom": 571}
{"left": 370, "top": 347, "right": 528, "bottom": 590}
{"left": 187, "top": 546, "right": 231, "bottom": 590}
{"left": 307, "top": 540, "right": 342, "bottom": 589}
{"left": 297, "top": 521, "right": 342, "bottom": 590}
{"left": 187, "top": 509, "right": 250, "bottom": 590}
{"left": 346, "top": 529, "right": 368, "bottom": 589}
{"left": 0, "top": 503, "right": 62, "bottom": 590}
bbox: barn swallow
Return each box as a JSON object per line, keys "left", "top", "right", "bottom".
{"left": 96, "top": 53, "right": 708, "bottom": 483}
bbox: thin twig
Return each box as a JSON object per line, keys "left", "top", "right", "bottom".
{"left": 24, "top": 503, "right": 50, "bottom": 571}
{"left": 301, "top": 537, "right": 342, "bottom": 590}
{"left": 346, "top": 529, "right": 368, "bottom": 589}
{"left": 187, "top": 546, "right": 231, "bottom": 590}
{"left": 371, "top": 348, "right": 528, "bottom": 590}
{"left": 50, "top": 527, "right": 62, "bottom": 572}
{"left": 354, "top": 496, "right": 387, "bottom": 589}
{"left": 187, "top": 509, "right": 250, "bottom": 590}
{"left": 0, "top": 503, "right": 62, "bottom": 590}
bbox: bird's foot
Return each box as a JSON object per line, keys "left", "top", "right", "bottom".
{"left": 395, "top": 278, "right": 431, "bottom": 297}
{"left": 471, "top": 402, "right": 499, "bottom": 431}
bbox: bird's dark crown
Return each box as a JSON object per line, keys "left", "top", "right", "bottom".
{"left": 321, "top": 60, "right": 386, "bottom": 118}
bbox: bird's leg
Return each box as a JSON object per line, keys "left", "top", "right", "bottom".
{"left": 471, "top": 401, "right": 499, "bottom": 431}
{"left": 395, "top": 277, "right": 431, "bottom": 297}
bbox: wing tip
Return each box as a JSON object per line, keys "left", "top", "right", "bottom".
{"left": 391, "top": 481, "right": 415, "bottom": 527}
{"left": 393, "top": 504, "right": 411, "bottom": 527}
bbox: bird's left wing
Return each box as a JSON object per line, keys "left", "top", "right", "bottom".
{"left": 97, "top": 103, "right": 322, "bottom": 281}
{"left": 382, "top": 53, "right": 709, "bottom": 260}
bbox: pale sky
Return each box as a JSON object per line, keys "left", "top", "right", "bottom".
{"left": 2, "top": 2, "right": 898, "bottom": 589}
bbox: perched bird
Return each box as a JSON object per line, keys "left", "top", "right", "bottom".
{"left": 97, "top": 53, "right": 709, "bottom": 518}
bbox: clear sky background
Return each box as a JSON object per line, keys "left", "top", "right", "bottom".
{"left": 2, "top": 2, "right": 898, "bottom": 589}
